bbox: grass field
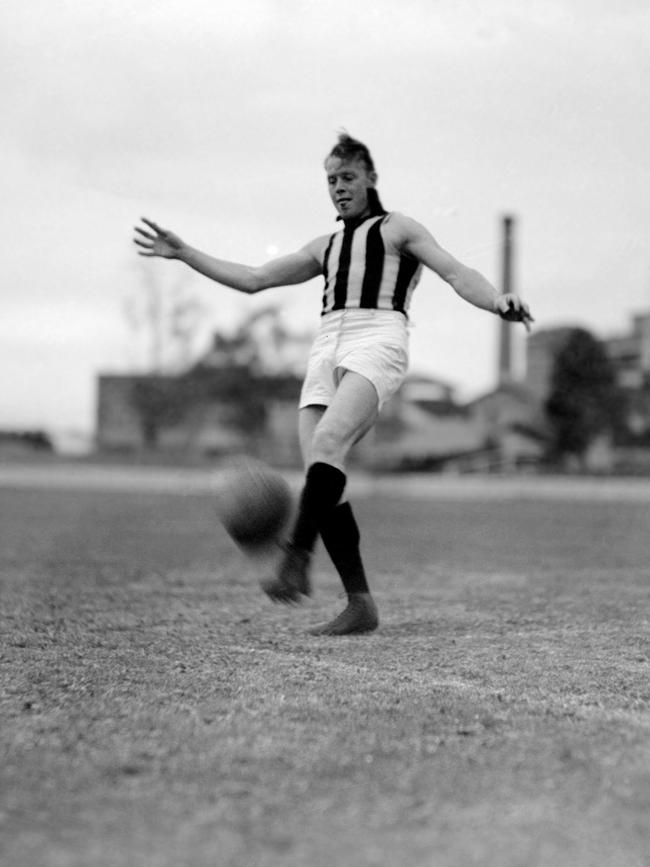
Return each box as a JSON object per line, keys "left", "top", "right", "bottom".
{"left": 1, "top": 473, "right": 649, "bottom": 867}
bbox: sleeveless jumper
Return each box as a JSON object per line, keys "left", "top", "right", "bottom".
{"left": 321, "top": 214, "right": 422, "bottom": 316}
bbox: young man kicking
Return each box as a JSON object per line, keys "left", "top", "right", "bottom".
{"left": 134, "top": 133, "right": 533, "bottom": 635}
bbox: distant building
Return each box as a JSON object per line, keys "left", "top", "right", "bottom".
{"left": 96, "top": 305, "right": 650, "bottom": 473}
{"left": 96, "top": 374, "right": 245, "bottom": 456}
{"left": 96, "top": 310, "right": 309, "bottom": 464}
{"left": 96, "top": 368, "right": 489, "bottom": 471}
{"left": 0, "top": 429, "right": 54, "bottom": 459}
{"left": 96, "top": 372, "right": 302, "bottom": 466}
{"left": 603, "top": 312, "right": 650, "bottom": 461}
{"left": 604, "top": 312, "right": 650, "bottom": 390}
{"left": 516, "top": 312, "right": 650, "bottom": 471}
{"left": 525, "top": 313, "right": 650, "bottom": 403}
{"left": 368, "top": 374, "right": 484, "bottom": 471}
{"left": 525, "top": 313, "right": 650, "bottom": 432}
{"left": 465, "top": 382, "right": 546, "bottom": 472}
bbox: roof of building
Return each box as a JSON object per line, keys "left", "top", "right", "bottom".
{"left": 465, "top": 380, "right": 539, "bottom": 410}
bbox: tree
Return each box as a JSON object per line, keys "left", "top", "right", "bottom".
{"left": 124, "top": 260, "right": 207, "bottom": 374}
{"left": 545, "top": 328, "right": 625, "bottom": 467}
{"left": 130, "top": 376, "right": 197, "bottom": 449}
{"left": 186, "top": 307, "right": 310, "bottom": 444}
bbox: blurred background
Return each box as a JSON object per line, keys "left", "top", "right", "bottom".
{"left": 1, "top": 0, "right": 649, "bottom": 472}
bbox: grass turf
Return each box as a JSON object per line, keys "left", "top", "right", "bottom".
{"left": 1, "top": 482, "right": 649, "bottom": 866}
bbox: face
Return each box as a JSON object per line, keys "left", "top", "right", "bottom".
{"left": 325, "top": 156, "right": 377, "bottom": 220}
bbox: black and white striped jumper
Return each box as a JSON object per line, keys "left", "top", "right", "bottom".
{"left": 321, "top": 213, "right": 422, "bottom": 317}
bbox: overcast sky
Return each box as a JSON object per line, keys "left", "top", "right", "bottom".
{"left": 1, "top": 0, "right": 649, "bottom": 440}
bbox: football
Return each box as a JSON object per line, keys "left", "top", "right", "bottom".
{"left": 216, "top": 458, "right": 293, "bottom": 550}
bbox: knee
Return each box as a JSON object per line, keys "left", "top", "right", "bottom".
{"left": 310, "top": 423, "right": 346, "bottom": 465}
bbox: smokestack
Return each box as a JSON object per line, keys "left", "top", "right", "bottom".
{"left": 498, "top": 214, "right": 515, "bottom": 386}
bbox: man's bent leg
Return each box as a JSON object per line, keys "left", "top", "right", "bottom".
{"left": 309, "top": 370, "right": 379, "bottom": 470}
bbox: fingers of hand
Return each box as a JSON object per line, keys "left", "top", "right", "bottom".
{"left": 141, "top": 217, "right": 163, "bottom": 234}
{"left": 133, "top": 221, "right": 166, "bottom": 255}
{"left": 133, "top": 236, "right": 155, "bottom": 253}
{"left": 498, "top": 298, "right": 534, "bottom": 328}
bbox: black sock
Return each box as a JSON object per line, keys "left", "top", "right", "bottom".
{"left": 290, "top": 462, "right": 347, "bottom": 553}
{"left": 320, "top": 501, "right": 370, "bottom": 595}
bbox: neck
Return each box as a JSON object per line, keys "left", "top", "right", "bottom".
{"left": 343, "top": 209, "right": 371, "bottom": 224}
{"left": 336, "top": 189, "right": 386, "bottom": 222}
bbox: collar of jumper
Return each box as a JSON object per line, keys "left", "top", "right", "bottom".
{"left": 336, "top": 187, "right": 387, "bottom": 226}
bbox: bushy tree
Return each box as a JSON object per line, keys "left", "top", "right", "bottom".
{"left": 545, "top": 328, "right": 625, "bottom": 466}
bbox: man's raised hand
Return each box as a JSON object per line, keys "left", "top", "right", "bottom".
{"left": 495, "top": 293, "right": 534, "bottom": 333}
{"left": 133, "top": 218, "right": 184, "bottom": 259}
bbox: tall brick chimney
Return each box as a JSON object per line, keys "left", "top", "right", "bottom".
{"left": 498, "top": 214, "right": 515, "bottom": 386}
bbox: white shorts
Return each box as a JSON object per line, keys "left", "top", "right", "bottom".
{"left": 299, "top": 309, "right": 410, "bottom": 410}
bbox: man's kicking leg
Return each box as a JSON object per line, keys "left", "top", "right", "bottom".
{"left": 260, "top": 371, "right": 378, "bottom": 608}
{"left": 259, "top": 460, "right": 346, "bottom": 603}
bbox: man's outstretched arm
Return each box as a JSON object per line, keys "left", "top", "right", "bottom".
{"left": 393, "top": 214, "right": 534, "bottom": 329}
{"left": 133, "top": 218, "right": 322, "bottom": 294}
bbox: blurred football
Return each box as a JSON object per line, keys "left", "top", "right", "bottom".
{"left": 216, "top": 459, "right": 293, "bottom": 549}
